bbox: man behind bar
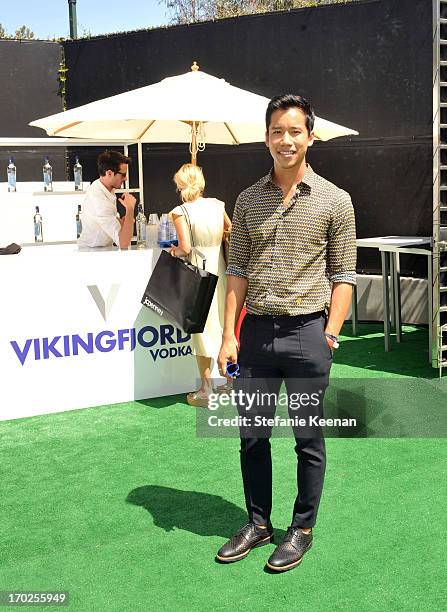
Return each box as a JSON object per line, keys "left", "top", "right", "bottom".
{"left": 78, "top": 150, "right": 136, "bottom": 249}
{"left": 216, "top": 94, "right": 356, "bottom": 572}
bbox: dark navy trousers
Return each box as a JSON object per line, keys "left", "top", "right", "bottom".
{"left": 234, "top": 311, "right": 333, "bottom": 529}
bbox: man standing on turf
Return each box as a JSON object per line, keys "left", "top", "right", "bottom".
{"left": 216, "top": 94, "right": 356, "bottom": 572}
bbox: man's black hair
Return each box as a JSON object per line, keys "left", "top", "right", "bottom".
{"left": 97, "top": 150, "right": 131, "bottom": 176}
{"left": 265, "top": 94, "right": 315, "bottom": 134}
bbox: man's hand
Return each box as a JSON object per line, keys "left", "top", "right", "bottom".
{"left": 324, "top": 334, "right": 337, "bottom": 350}
{"left": 119, "top": 192, "right": 137, "bottom": 212}
{"left": 217, "top": 335, "right": 239, "bottom": 376}
{"left": 117, "top": 193, "right": 137, "bottom": 249}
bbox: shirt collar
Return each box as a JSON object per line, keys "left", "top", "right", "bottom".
{"left": 96, "top": 178, "right": 116, "bottom": 201}
{"left": 261, "top": 164, "right": 316, "bottom": 192}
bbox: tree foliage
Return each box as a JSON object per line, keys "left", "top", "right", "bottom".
{"left": 14, "top": 25, "right": 35, "bottom": 40}
{"left": 161, "top": 0, "right": 356, "bottom": 24}
{"left": 0, "top": 23, "right": 35, "bottom": 39}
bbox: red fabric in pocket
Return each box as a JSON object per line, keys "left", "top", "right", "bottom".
{"left": 235, "top": 306, "right": 247, "bottom": 347}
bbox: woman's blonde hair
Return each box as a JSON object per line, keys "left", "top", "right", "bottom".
{"left": 173, "top": 163, "right": 205, "bottom": 202}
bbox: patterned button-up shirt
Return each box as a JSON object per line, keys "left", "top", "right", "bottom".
{"left": 227, "top": 165, "right": 356, "bottom": 315}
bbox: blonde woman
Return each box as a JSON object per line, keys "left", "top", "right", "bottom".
{"left": 170, "top": 163, "right": 231, "bottom": 407}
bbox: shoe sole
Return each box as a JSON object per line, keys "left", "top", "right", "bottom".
{"left": 266, "top": 541, "right": 312, "bottom": 572}
{"left": 215, "top": 534, "right": 274, "bottom": 563}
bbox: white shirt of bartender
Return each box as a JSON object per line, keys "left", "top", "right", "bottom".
{"left": 77, "top": 178, "right": 121, "bottom": 248}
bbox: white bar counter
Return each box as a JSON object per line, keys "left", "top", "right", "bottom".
{"left": 0, "top": 243, "right": 202, "bottom": 421}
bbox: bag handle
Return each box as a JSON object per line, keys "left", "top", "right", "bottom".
{"left": 180, "top": 204, "right": 207, "bottom": 270}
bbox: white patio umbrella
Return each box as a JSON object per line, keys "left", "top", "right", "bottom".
{"left": 30, "top": 63, "right": 358, "bottom": 204}
{"left": 30, "top": 62, "right": 358, "bottom": 162}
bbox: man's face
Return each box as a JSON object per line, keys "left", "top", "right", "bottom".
{"left": 108, "top": 163, "right": 128, "bottom": 189}
{"left": 265, "top": 107, "right": 314, "bottom": 171}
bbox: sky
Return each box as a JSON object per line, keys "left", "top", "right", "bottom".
{"left": 0, "top": 0, "right": 171, "bottom": 40}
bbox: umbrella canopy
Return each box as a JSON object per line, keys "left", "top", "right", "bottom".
{"left": 30, "top": 63, "right": 358, "bottom": 156}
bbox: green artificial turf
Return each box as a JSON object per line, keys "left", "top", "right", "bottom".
{"left": 0, "top": 323, "right": 446, "bottom": 611}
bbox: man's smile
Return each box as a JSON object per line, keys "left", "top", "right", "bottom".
{"left": 278, "top": 150, "right": 296, "bottom": 157}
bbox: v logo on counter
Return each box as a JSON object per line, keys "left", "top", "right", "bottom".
{"left": 87, "top": 284, "right": 120, "bottom": 321}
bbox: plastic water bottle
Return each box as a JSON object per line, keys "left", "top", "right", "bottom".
{"left": 136, "top": 202, "right": 147, "bottom": 248}
{"left": 76, "top": 204, "right": 82, "bottom": 238}
{"left": 74, "top": 156, "right": 83, "bottom": 191}
{"left": 34, "top": 206, "right": 43, "bottom": 242}
{"left": 146, "top": 213, "right": 159, "bottom": 248}
{"left": 43, "top": 156, "right": 53, "bottom": 192}
{"left": 158, "top": 214, "right": 170, "bottom": 247}
{"left": 168, "top": 218, "right": 178, "bottom": 247}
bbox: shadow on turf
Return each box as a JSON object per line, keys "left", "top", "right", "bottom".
{"left": 126, "top": 485, "right": 286, "bottom": 541}
{"left": 135, "top": 394, "right": 186, "bottom": 409}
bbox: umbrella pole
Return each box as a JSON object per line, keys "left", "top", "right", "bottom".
{"left": 191, "top": 121, "right": 197, "bottom": 165}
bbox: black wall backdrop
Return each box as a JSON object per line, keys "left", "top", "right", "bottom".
{"left": 0, "top": 40, "right": 66, "bottom": 181}
{"left": 0, "top": 0, "right": 432, "bottom": 275}
{"left": 63, "top": 0, "right": 433, "bottom": 274}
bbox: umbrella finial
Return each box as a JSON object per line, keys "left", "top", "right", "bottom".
{"left": 191, "top": 61, "right": 199, "bottom": 72}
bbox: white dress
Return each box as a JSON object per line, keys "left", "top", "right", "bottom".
{"left": 170, "top": 197, "right": 227, "bottom": 360}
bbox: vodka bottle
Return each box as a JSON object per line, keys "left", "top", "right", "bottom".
{"left": 43, "top": 156, "right": 53, "bottom": 192}
{"left": 7, "top": 157, "right": 16, "bottom": 192}
{"left": 136, "top": 202, "right": 147, "bottom": 248}
{"left": 73, "top": 156, "right": 83, "bottom": 191}
{"left": 76, "top": 204, "right": 82, "bottom": 238}
{"left": 34, "top": 206, "right": 43, "bottom": 242}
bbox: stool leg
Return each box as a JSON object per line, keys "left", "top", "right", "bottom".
{"left": 390, "top": 254, "right": 396, "bottom": 330}
{"left": 381, "top": 251, "right": 391, "bottom": 351}
{"left": 394, "top": 252, "right": 402, "bottom": 343}
{"left": 352, "top": 284, "right": 358, "bottom": 336}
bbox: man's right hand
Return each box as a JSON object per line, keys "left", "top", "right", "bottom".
{"left": 119, "top": 192, "right": 137, "bottom": 211}
{"left": 217, "top": 335, "right": 239, "bottom": 376}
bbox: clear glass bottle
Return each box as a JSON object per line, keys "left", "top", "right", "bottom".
{"left": 7, "top": 157, "right": 16, "bottom": 192}
{"left": 43, "top": 156, "right": 53, "bottom": 192}
{"left": 136, "top": 202, "right": 147, "bottom": 248}
{"left": 76, "top": 204, "right": 82, "bottom": 238}
{"left": 74, "top": 156, "right": 83, "bottom": 191}
{"left": 34, "top": 206, "right": 43, "bottom": 242}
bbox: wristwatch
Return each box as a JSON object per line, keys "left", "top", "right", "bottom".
{"left": 324, "top": 332, "right": 339, "bottom": 349}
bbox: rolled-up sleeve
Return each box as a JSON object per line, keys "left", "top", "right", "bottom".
{"left": 92, "top": 194, "right": 121, "bottom": 246}
{"left": 226, "top": 194, "right": 251, "bottom": 278}
{"left": 327, "top": 192, "right": 357, "bottom": 285}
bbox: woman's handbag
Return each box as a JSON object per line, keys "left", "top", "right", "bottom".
{"left": 141, "top": 206, "right": 218, "bottom": 334}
